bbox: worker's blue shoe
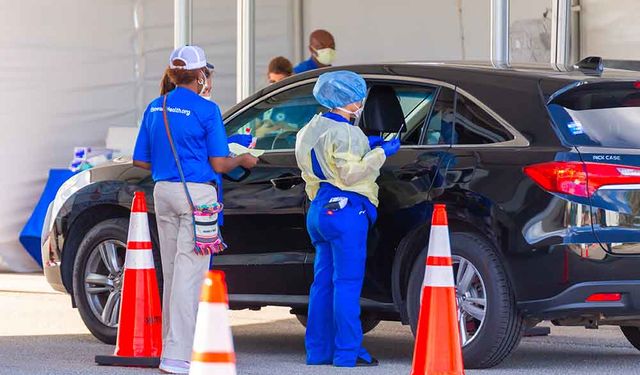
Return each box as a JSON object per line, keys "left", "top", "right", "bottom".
{"left": 159, "top": 358, "right": 190, "bottom": 374}
{"left": 355, "top": 356, "right": 379, "bottom": 367}
{"left": 334, "top": 348, "right": 375, "bottom": 367}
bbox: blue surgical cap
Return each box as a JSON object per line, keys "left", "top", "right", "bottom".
{"left": 313, "top": 70, "right": 367, "bottom": 109}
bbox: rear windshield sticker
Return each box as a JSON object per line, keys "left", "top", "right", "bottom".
{"left": 567, "top": 121, "right": 584, "bottom": 135}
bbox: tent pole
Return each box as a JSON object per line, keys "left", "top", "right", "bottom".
{"left": 292, "top": 0, "right": 304, "bottom": 64}
{"left": 237, "top": 0, "right": 255, "bottom": 102}
{"left": 490, "top": 0, "right": 509, "bottom": 68}
{"left": 551, "top": 0, "right": 572, "bottom": 70}
{"left": 174, "top": 0, "right": 192, "bottom": 48}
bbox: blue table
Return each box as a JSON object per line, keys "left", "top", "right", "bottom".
{"left": 20, "top": 169, "right": 76, "bottom": 267}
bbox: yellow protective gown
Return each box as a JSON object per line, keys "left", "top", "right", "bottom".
{"left": 295, "top": 114, "right": 387, "bottom": 206}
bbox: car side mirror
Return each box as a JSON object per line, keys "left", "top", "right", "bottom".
{"left": 224, "top": 166, "right": 250, "bottom": 182}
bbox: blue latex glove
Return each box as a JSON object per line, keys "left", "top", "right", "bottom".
{"left": 367, "top": 135, "right": 384, "bottom": 149}
{"left": 381, "top": 139, "right": 401, "bottom": 157}
{"left": 227, "top": 134, "right": 252, "bottom": 147}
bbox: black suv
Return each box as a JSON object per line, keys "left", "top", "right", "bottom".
{"left": 42, "top": 61, "right": 640, "bottom": 368}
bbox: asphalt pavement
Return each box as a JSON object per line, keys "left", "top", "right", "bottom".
{"left": 1, "top": 273, "right": 640, "bottom": 375}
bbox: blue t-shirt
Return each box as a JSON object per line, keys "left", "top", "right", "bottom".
{"left": 133, "top": 87, "right": 229, "bottom": 183}
{"left": 293, "top": 57, "right": 320, "bottom": 74}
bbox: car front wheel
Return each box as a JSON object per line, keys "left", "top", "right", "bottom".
{"left": 72, "top": 218, "right": 162, "bottom": 344}
{"left": 406, "top": 232, "right": 524, "bottom": 369}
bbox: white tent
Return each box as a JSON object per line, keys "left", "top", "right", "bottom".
{"left": 1, "top": 0, "right": 638, "bottom": 271}
{"left": 0, "top": 0, "right": 299, "bottom": 271}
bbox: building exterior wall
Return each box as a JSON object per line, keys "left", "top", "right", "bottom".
{"left": 300, "top": 0, "right": 490, "bottom": 66}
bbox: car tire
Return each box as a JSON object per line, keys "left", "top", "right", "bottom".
{"left": 72, "top": 218, "right": 162, "bottom": 344}
{"left": 620, "top": 326, "right": 640, "bottom": 351}
{"left": 406, "top": 232, "right": 524, "bottom": 369}
{"left": 295, "top": 313, "right": 381, "bottom": 335}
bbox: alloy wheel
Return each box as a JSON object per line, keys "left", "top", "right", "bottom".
{"left": 83, "top": 240, "right": 126, "bottom": 328}
{"left": 453, "top": 255, "right": 487, "bottom": 346}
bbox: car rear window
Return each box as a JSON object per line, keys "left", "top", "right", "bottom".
{"left": 548, "top": 82, "right": 640, "bottom": 148}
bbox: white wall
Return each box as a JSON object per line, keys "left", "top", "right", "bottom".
{"left": 300, "top": 0, "right": 490, "bottom": 66}
{"left": 135, "top": 0, "right": 173, "bottom": 117}
{"left": 301, "top": 0, "right": 640, "bottom": 68}
{"left": 193, "top": 0, "right": 238, "bottom": 109}
{"left": 194, "top": 0, "right": 297, "bottom": 103}
{"left": 0, "top": 0, "right": 142, "bottom": 271}
{"left": 580, "top": 0, "right": 640, "bottom": 60}
{"left": 254, "top": 0, "right": 297, "bottom": 89}
{"left": 509, "top": 0, "right": 552, "bottom": 63}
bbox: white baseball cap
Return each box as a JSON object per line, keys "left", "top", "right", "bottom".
{"left": 169, "top": 45, "right": 208, "bottom": 70}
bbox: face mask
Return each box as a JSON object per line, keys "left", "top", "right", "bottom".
{"left": 338, "top": 104, "right": 364, "bottom": 123}
{"left": 314, "top": 47, "right": 336, "bottom": 65}
{"left": 198, "top": 72, "right": 209, "bottom": 97}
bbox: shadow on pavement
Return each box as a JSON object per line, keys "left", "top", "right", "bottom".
{"left": 492, "top": 339, "right": 639, "bottom": 372}
{"left": 232, "top": 318, "right": 414, "bottom": 362}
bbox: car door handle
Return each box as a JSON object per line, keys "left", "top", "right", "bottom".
{"left": 270, "top": 176, "right": 304, "bottom": 190}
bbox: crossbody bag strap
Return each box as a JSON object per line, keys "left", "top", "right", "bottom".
{"left": 162, "top": 94, "right": 196, "bottom": 211}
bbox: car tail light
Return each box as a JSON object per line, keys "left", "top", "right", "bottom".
{"left": 634, "top": 81, "right": 640, "bottom": 89}
{"left": 523, "top": 162, "right": 589, "bottom": 197}
{"left": 524, "top": 162, "right": 640, "bottom": 197}
{"left": 586, "top": 293, "right": 621, "bottom": 302}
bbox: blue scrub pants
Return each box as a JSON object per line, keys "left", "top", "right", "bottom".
{"left": 305, "top": 190, "right": 375, "bottom": 367}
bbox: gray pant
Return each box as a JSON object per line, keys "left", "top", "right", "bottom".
{"left": 154, "top": 181, "right": 216, "bottom": 361}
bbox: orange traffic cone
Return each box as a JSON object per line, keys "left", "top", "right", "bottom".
{"left": 410, "top": 204, "right": 464, "bottom": 375}
{"left": 95, "top": 191, "right": 162, "bottom": 367}
{"left": 190, "top": 271, "right": 236, "bottom": 375}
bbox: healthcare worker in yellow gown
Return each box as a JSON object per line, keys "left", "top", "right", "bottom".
{"left": 295, "top": 70, "right": 400, "bottom": 367}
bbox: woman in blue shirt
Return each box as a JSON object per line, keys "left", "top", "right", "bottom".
{"left": 160, "top": 62, "right": 253, "bottom": 148}
{"left": 132, "top": 45, "right": 257, "bottom": 375}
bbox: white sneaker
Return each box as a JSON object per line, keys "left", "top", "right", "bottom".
{"left": 159, "top": 358, "right": 190, "bottom": 374}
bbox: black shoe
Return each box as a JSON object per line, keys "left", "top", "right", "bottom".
{"left": 355, "top": 357, "right": 379, "bottom": 367}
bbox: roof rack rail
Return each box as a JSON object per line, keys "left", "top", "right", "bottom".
{"left": 573, "top": 56, "right": 604, "bottom": 76}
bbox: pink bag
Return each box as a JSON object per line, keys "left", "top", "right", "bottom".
{"left": 193, "top": 203, "right": 227, "bottom": 255}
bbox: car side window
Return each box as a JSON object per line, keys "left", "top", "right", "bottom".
{"left": 424, "top": 87, "right": 456, "bottom": 145}
{"left": 454, "top": 92, "right": 514, "bottom": 145}
{"left": 225, "top": 84, "right": 325, "bottom": 150}
{"left": 395, "top": 86, "right": 437, "bottom": 145}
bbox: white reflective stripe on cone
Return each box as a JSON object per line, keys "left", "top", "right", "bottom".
{"left": 189, "top": 362, "right": 236, "bottom": 375}
{"left": 124, "top": 249, "right": 155, "bottom": 270}
{"left": 192, "top": 303, "right": 235, "bottom": 353}
{"left": 426, "top": 226, "right": 452, "bottom": 258}
{"left": 128, "top": 212, "right": 151, "bottom": 242}
{"left": 423, "top": 265, "right": 455, "bottom": 287}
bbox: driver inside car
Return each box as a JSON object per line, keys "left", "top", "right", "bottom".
{"left": 255, "top": 100, "right": 322, "bottom": 140}
{"left": 254, "top": 117, "right": 298, "bottom": 138}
